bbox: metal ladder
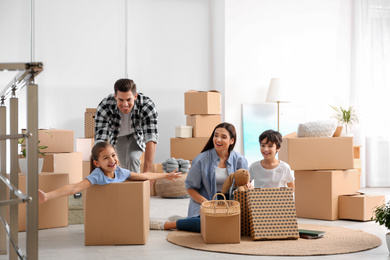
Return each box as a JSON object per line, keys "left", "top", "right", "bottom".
{"left": 0, "top": 62, "right": 43, "bottom": 260}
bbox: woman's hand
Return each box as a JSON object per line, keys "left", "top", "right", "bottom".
{"left": 38, "top": 189, "right": 48, "bottom": 204}
{"left": 165, "top": 169, "right": 182, "bottom": 182}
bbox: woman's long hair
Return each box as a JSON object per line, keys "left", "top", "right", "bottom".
{"left": 201, "top": 122, "right": 237, "bottom": 154}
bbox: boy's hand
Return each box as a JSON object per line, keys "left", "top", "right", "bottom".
{"left": 246, "top": 182, "right": 254, "bottom": 189}
{"left": 166, "top": 169, "right": 182, "bottom": 182}
{"left": 38, "top": 189, "right": 48, "bottom": 204}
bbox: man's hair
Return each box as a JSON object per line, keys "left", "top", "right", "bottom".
{"left": 259, "top": 130, "right": 283, "bottom": 149}
{"left": 114, "top": 79, "right": 137, "bottom": 95}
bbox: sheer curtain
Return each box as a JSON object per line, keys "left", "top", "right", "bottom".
{"left": 352, "top": 0, "right": 390, "bottom": 187}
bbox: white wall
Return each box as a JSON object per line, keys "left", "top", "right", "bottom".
{"left": 1, "top": 0, "right": 354, "bottom": 164}
{"left": 0, "top": 0, "right": 211, "bottom": 163}
{"left": 225, "top": 0, "right": 353, "bottom": 153}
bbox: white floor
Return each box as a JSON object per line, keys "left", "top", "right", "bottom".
{"left": 1, "top": 187, "right": 389, "bottom": 260}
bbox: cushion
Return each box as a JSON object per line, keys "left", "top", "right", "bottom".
{"left": 297, "top": 120, "right": 337, "bottom": 137}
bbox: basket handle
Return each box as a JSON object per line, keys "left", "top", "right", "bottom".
{"left": 211, "top": 192, "right": 229, "bottom": 212}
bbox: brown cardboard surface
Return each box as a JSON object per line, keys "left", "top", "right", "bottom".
{"left": 76, "top": 138, "right": 94, "bottom": 161}
{"left": 82, "top": 161, "right": 92, "bottom": 179}
{"left": 170, "top": 137, "right": 209, "bottom": 161}
{"left": 339, "top": 194, "right": 386, "bottom": 221}
{"left": 17, "top": 173, "right": 69, "bottom": 231}
{"left": 184, "top": 90, "right": 221, "bottom": 115}
{"left": 84, "top": 108, "right": 96, "bottom": 138}
{"left": 295, "top": 170, "right": 359, "bottom": 220}
{"left": 41, "top": 152, "right": 83, "bottom": 184}
{"left": 279, "top": 133, "right": 354, "bottom": 170}
{"left": 38, "top": 129, "right": 74, "bottom": 153}
{"left": 84, "top": 181, "right": 150, "bottom": 245}
{"left": 201, "top": 212, "right": 240, "bottom": 244}
{"left": 186, "top": 115, "right": 221, "bottom": 137}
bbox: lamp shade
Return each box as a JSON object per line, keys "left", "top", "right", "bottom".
{"left": 265, "top": 78, "right": 290, "bottom": 103}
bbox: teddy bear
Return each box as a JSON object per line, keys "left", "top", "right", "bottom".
{"left": 220, "top": 168, "right": 250, "bottom": 194}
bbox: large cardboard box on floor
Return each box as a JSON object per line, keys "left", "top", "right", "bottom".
{"left": 279, "top": 133, "right": 354, "bottom": 170}
{"left": 184, "top": 90, "right": 221, "bottom": 115}
{"left": 170, "top": 137, "right": 209, "bottom": 161}
{"left": 41, "top": 152, "right": 83, "bottom": 184}
{"left": 186, "top": 115, "right": 221, "bottom": 137}
{"left": 84, "top": 181, "right": 150, "bottom": 245}
{"left": 201, "top": 211, "right": 240, "bottom": 244}
{"left": 16, "top": 173, "right": 69, "bottom": 231}
{"left": 339, "top": 193, "right": 386, "bottom": 221}
{"left": 295, "top": 170, "right": 359, "bottom": 220}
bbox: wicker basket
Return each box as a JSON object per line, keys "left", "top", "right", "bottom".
{"left": 201, "top": 193, "right": 240, "bottom": 216}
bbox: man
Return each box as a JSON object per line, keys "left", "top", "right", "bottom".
{"left": 94, "top": 78, "right": 158, "bottom": 173}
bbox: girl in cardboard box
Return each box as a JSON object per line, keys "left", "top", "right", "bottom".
{"left": 38, "top": 142, "right": 181, "bottom": 203}
{"left": 150, "top": 122, "right": 249, "bottom": 232}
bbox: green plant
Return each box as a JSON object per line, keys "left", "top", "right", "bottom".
{"left": 372, "top": 201, "right": 390, "bottom": 230}
{"left": 18, "top": 137, "right": 48, "bottom": 157}
{"left": 330, "top": 105, "right": 359, "bottom": 134}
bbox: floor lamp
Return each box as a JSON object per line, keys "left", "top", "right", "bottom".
{"left": 265, "top": 78, "right": 290, "bottom": 132}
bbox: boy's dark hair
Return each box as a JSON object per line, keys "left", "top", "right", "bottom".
{"left": 259, "top": 130, "right": 283, "bottom": 149}
{"left": 114, "top": 78, "right": 137, "bottom": 95}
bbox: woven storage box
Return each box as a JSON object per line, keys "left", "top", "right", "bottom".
{"left": 247, "top": 188, "right": 299, "bottom": 240}
{"left": 201, "top": 193, "right": 240, "bottom": 244}
{"left": 84, "top": 108, "right": 96, "bottom": 138}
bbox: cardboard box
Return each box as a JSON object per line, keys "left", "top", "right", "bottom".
{"left": 279, "top": 133, "right": 354, "bottom": 170}
{"left": 17, "top": 173, "right": 69, "bottom": 231}
{"left": 201, "top": 211, "right": 240, "bottom": 244}
{"left": 354, "top": 159, "right": 361, "bottom": 169}
{"left": 186, "top": 115, "right": 221, "bottom": 137}
{"left": 339, "top": 193, "right": 386, "bottom": 221}
{"left": 354, "top": 145, "right": 361, "bottom": 159}
{"left": 82, "top": 161, "right": 92, "bottom": 179}
{"left": 84, "top": 108, "right": 96, "bottom": 138}
{"left": 170, "top": 137, "right": 209, "bottom": 161}
{"left": 295, "top": 170, "right": 359, "bottom": 220}
{"left": 175, "top": 126, "right": 193, "bottom": 138}
{"left": 76, "top": 138, "right": 94, "bottom": 161}
{"left": 42, "top": 152, "right": 83, "bottom": 184}
{"left": 184, "top": 90, "right": 221, "bottom": 115}
{"left": 22, "top": 129, "right": 74, "bottom": 153}
{"left": 84, "top": 181, "right": 150, "bottom": 245}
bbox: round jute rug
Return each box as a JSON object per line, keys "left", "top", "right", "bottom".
{"left": 166, "top": 223, "right": 382, "bottom": 256}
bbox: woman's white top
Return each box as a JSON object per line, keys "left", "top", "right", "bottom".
{"left": 215, "top": 166, "right": 229, "bottom": 192}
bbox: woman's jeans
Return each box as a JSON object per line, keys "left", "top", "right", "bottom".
{"left": 176, "top": 216, "right": 201, "bottom": 233}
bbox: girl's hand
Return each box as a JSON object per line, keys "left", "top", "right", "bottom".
{"left": 166, "top": 169, "right": 182, "bottom": 182}
{"left": 38, "top": 189, "right": 48, "bottom": 204}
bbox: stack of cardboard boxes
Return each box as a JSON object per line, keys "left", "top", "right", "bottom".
{"left": 17, "top": 129, "right": 82, "bottom": 230}
{"left": 170, "top": 90, "right": 222, "bottom": 160}
{"left": 279, "top": 132, "right": 385, "bottom": 221}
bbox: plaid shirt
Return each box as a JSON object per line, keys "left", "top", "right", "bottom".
{"left": 94, "top": 93, "right": 158, "bottom": 150}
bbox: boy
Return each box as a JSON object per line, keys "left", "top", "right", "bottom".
{"left": 249, "top": 130, "right": 294, "bottom": 191}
